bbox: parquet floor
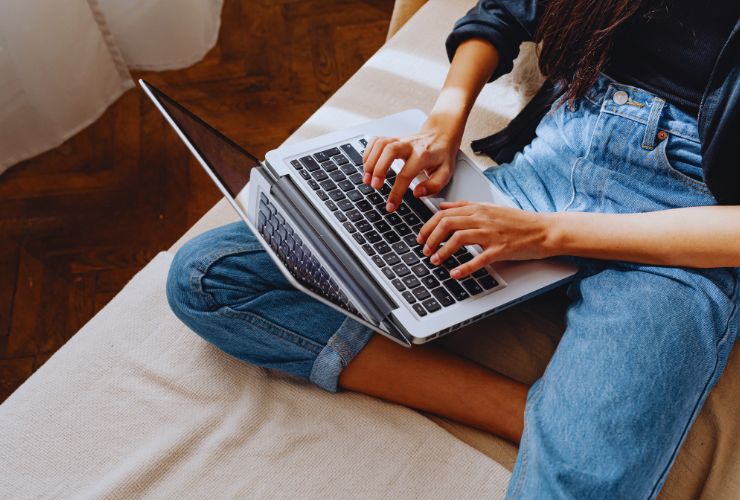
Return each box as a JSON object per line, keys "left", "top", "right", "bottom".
{"left": 0, "top": 0, "right": 395, "bottom": 402}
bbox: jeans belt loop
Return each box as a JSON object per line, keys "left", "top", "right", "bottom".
{"left": 642, "top": 97, "right": 666, "bottom": 150}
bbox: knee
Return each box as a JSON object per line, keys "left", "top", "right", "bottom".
{"left": 166, "top": 222, "right": 262, "bottom": 327}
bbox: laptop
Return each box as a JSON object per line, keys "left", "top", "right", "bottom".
{"left": 140, "top": 79, "right": 577, "bottom": 347}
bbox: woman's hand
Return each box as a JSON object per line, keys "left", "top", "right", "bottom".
{"left": 361, "top": 113, "right": 463, "bottom": 213}
{"left": 417, "top": 200, "right": 555, "bottom": 279}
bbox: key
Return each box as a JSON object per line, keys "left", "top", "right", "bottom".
{"left": 343, "top": 222, "right": 356, "bottom": 233}
{"left": 422, "top": 298, "right": 441, "bottom": 312}
{"left": 320, "top": 179, "right": 337, "bottom": 191}
{"left": 290, "top": 159, "right": 303, "bottom": 170}
{"left": 431, "top": 287, "right": 455, "bottom": 307}
{"left": 312, "top": 170, "right": 328, "bottom": 182}
{"left": 371, "top": 255, "right": 385, "bottom": 268}
{"left": 385, "top": 213, "right": 402, "bottom": 225}
{"left": 308, "top": 179, "right": 320, "bottom": 190}
{"left": 334, "top": 211, "right": 347, "bottom": 223}
{"left": 412, "top": 287, "right": 431, "bottom": 300}
{"left": 383, "top": 231, "right": 400, "bottom": 244}
{"left": 362, "top": 244, "right": 375, "bottom": 256}
{"left": 346, "top": 209, "right": 363, "bottom": 222}
{"left": 356, "top": 220, "right": 372, "bottom": 233}
{"left": 337, "top": 199, "right": 353, "bottom": 211}
{"left": 346, "top": 189, "right": 363, "bottom": 202}
{"left": 391, "top": 279, "right": 405, "bottom": 292}
{"left": 402, "top": 252, "right": 418, "bottom": 265}
{"left": 365, "top": 210, "right": 382, "bottom": 223}
{"left": 395, "top": 223, "right": 412, "bottom": 236}
{"left": 462, "top": 279, "right": 484, "bottom": 295}
{"left": 479, "top": 276, "right": 498, "bottom": 290}
{"left": 368, "top": 193, "right": 384, "bottom": 205}
{"left": 333, "top": 154, "right": 349, "bottom": 165}
{"left": 358, "top": 184, "right": 374, "bottom": 195}
{"left": 393, "top": 264, "right": 411, "bottom": 277}
{"left": 374, "top": 241, "right": 391, "bottom": 254}
{"left": 299, "top": 156, "right": 321, "bottom": 171}
{"left": 349, "top": 173, "right": 364, "bottom": 185}
{"left": 402, "top": 291, "right": 416, "bottom": 304}
{"left": 403, "top": 213, "right": 421, "bottom": 226}
{"left": 443, "top": 279, "right": 470, "bottom": 301}
{"left": 320, "top": 160, "right": 337, "bottom": 172}
{"left": 402, "top": 275, "right": 421, "bottom": 288}
{"left": 313, "top": 147, "right": 340, "bottom": 162}
{"left": 357, "top": 200, "right": 373, "bottom": 212}
{"left": 341, "top": 164, "right": 356, "bottom": 175}
{"left": 316, "top": 190, "right": 328, "bottom": 201}
{"left": 365, "top": 230, "right": 382, "bottom": 243}
{"left": 338, "top": 179, "right": 355, "bottom": 192}
{"left": 473, "top": 268, "right": 488, "bottom": 278}
{"left": 329, "top": 170, "right": 346, "bottom": 182}
{"left": 352, "top": 233, "right": 366, "bottom": 245}
{"left": 421, "top": 275, "right": 439, "bottom": 289}
{"left": 374, "top": 220, "right": 391, "bottom": 233}
{"left": 391, "top": 241, "right": 410, "bottom": 254}
{"left": 340, "top": 144, "right": 364, "bottom": 166}
{"left": 328, "top": 189, "right": 345, "bottom": 201}
{"left": 411, "top": 264, "right": 429, "bottom": 277}
{"left": 383, "top": 268, "right": 395, "bottom": 280}
{"left": 413, "top": 303, "right": 427, "bottom": 316}
{"left": 383, "top": 253, "right": 401, "bottom": 266}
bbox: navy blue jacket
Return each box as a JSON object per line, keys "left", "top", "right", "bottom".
{"left": 446, "top": 1, "right": 739, "bottom": 204}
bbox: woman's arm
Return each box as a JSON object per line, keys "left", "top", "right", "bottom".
{"left": 549, "top": 206, "right": 740, "bottom": 268}
{"left": 362, "top": 38, "right": 499, "bottom": 212}
{"left": 418, "top": 202, "right": 740, "bottom": 279}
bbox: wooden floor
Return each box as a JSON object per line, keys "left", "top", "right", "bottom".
{"left": 0, "top": 0, "right": 395, "bottom": 402}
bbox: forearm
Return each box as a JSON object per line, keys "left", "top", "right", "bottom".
{"left": 547, "top": 206, "right": 740, "bottom": 268}
{"left": 430, "top": 38, "right": 499, "bottom": 134}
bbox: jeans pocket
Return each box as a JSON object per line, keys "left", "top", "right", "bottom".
{"left": 657, "top": 134, "right": 709, "bottom": 193}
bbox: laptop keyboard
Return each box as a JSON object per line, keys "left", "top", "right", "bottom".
{"left": 257, "top": 193, "right": 359, "bottom": 316}
{"left": 291, "top": 142, "right": 500, "bottom": 317}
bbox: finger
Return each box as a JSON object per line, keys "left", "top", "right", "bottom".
{"left": 449, "top": 250, "right": 495, "bottom": 280}
{"left": 363, "top": 137, "right": 395, "bottom": 182}
{"left": 439, "top": 200, "right": 471, "bottom": 209}
{"left": 385, "top": 155, "right": 423, "bottom": 212}
{"left": 422, "top": 216, "right": 476, "bottom": 256}
{"left": 362, "top": 136, "right": 378, "bottom": 162}
{"left": 371, "top": 142, "right": 411, "bottom": 189}
{"left": 413, "top": 165, "right": 451, "bottom": 197}
{"left": 417, "top": 205, "right": 477, "bottom": 244}
{"left": 430, "top": 230, "right": 482, "bottom": 265}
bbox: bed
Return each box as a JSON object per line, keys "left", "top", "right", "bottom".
{"left": 1, "top": 1, "right": 737, "bottom": 498}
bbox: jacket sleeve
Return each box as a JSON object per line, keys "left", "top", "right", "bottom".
{"left": 445, "top": 0, "right": 543, "bottom": 81}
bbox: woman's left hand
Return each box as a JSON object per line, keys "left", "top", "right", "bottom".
{"left": 417, "top": 200, "right": 555, "bottom": 279}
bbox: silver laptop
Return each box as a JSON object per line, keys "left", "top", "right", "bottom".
{"left": 141, "top": 79, "right": 577, "bottom": 347}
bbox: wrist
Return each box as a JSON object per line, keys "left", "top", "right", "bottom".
{"left": 541, "top": 212, "right": 569, "bottom": 257}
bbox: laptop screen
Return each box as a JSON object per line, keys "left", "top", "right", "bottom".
{"left": 143, "top": 81, "right": 259, "bottom": 198}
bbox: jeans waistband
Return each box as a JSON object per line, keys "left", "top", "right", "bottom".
{"left": 583, "top": 74, "right": 700, "bottom": 144}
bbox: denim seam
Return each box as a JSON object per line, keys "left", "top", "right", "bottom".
{"left": 221, "top": 306, "right": 325, "bottom": 355}
{"left": 510, "top": 378, "right": 547, "bottom": 497}
{"left": 600, "top": 109, "right": 699, "bottom": 143}
{"left": 188, "top": 243, "right": 265, "bottom": 310}
{"left": 656, "top": 140, "right": 711, "bottom": 194}
{"left": 642, "top": 97, "right": 665, "bottom": 150}
{"left": 647, "top": 277, "right": 739, "bottom": 499}
{"left": 562, "top": 157, "right": 580, "bottom": 211}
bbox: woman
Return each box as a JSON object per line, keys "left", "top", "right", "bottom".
{"left": 167, "top": 1, "right": 740, "bottom": 497}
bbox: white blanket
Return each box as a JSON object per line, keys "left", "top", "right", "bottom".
{"left": 0, "top": 253, "right": 510, "bottom": 498}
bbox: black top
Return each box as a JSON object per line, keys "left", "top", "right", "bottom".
{"left": 446, "top": 1, "right": 740, "bottom": 204}
{"left": 607, "top": 0, "right": 737, "bottom": 116}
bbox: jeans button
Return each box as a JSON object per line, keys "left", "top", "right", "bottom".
{"left": 613, "top": 90, "right": 629, "bottom": 105}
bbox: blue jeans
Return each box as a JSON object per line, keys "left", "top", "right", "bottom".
{"left": 167, "top": 74, "right": 738, "bottom": 499}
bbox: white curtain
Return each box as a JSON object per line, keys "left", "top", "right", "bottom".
{"left": 0, "top": 0, "right": 224, "bottom": 175}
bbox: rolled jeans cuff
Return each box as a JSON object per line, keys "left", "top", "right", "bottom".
{"left": 309, "top": 317, "right": 374, "bottom": 392}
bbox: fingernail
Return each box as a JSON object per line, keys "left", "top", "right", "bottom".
{"left": 450, "top": 268, "right": 461, "bottom": 279}
{"left": 386, "top": 202, "right": 397, "bottom": 212}
{"left": 431, "top": 253, "right": 440, "bottom": 264}
{"left": 363, "top": 173, "right": 371, "bottom": 184}
{"left": 423, "top": 245, "right": 430, "bottom": 256}
{"left": 416, "top": 186, "right": 427, "bottom": 197}
{"left": 372, "top": 177, "right": 383, "bottom": 189}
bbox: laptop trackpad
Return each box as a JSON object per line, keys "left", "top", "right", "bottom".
{"left": 431, "top": 154, "right": 516, "bottom": 209}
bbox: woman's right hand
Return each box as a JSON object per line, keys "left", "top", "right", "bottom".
{"left": 361, "top": 114, "right": 464, "bottom": 213}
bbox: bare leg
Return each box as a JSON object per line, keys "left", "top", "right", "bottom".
{"left": 339, "top": 334, "right": 527, "bottom": 443}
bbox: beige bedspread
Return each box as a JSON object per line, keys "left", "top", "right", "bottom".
{"left": 0, "top": 253, "right": 510, "bottom": 498}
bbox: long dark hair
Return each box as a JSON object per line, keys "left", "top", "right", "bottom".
{"left": 534, "top": 0, "right": 643, "bottom": 103}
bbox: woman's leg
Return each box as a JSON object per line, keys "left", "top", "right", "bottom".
{"left": 506, "top": 263, "right": 739, "bottom": 499}
{"left": 167, "top": 221, "right": 528, "bottom": 441}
